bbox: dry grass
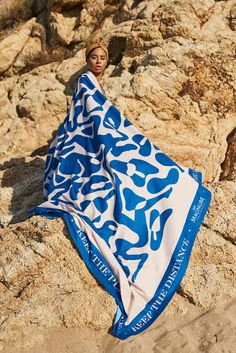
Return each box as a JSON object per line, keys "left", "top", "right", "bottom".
{"left": 0, "top": 0, "right": 34, "bottom": 30}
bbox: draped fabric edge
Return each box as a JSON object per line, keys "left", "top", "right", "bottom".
{"left": 27, "top": 70, "right": 212, "bottom": 340}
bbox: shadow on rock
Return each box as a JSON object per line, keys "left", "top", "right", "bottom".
{"left": 0, "top": 156, "right": 45, "bottom": 226}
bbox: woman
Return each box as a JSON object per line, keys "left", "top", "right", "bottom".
{"left": 85, "top": 42, "right": 108, "bottom": 96}
{"left": 28, "top": 42, "right": 211, "bottom": 340}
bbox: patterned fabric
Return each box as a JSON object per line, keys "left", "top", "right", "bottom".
{"left": 28, "top": 69, "right": 211, "bottom": 339}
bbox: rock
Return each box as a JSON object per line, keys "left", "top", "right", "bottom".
{"left": 0, "top": 18, "right": 36, "bottom": 75}
{"left": 203, "top": 181, "right": 236, "bottom": 244}
{"left": 31, "top": 0, "right": 47, "bottom": 16}
{"left": 220, "top": 128, "right": 236, "bottom": 182}
{"left": 0, "top": 0, "right": 235, "bottom": 350}
{"left": 49, "top": 11, "right": 79, "bottom": 45}
{"left": 47, "top": 0, "right": 85, "bottom": 12}
{"left": 229, "top": 5, "right": 236, "bottom": 30}
{"left": 113, "top": 46, "right": 235, "bottom": 181}
{"left": 0, "top": 216, "right": 116, "bottom": 347}
{"left": 0, "top": 0, "right": 34, "bottom": 28}
{"left": 0, "top": 77, "right": 17, "bottom": 124}
{"left": 12, "top": 22, "right": 47, "bottom": 73}
{"left": 0, "top": 156, "right": 45, "bottom": 227}
{"left": 178, "top": 181, "right": 236, "bottom": 307}
{"left": 0, "top": 70, "right": 68, "bottom": 160}
{"left": 1, "top": 289, "right": 235, "bottom": 352}
{"left": 55, "top": 50, "right": 87, "bottom": 85}
{"left": 0, "top": 18, "right": 47, "bottom": 76}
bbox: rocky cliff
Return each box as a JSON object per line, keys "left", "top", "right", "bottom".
{"left": 0, "top": 1, "right": 235, "bottom": 352}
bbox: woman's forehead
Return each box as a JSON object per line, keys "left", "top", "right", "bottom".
{"left": 89, "top": 47, "right": 107, "bottom": 56}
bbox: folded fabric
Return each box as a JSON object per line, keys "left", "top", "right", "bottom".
{"left": 28, "top": 69, "right": 211, "bottom": 340}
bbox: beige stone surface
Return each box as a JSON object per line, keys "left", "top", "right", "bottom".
{"left": 0, "top": 0, "right": 235, "bottom": 351}
{"left": 0, "top": 71, "right": 67, "bottom": 159}
{"left": 0, "top": 18, "right": 36, "bottom": 74}
{"left": 0, "top": 216, "right": 116, "bottom": 347}
{"left": 175, "top": 181, "right": 236, "bottom": 308}
{"left": 1, "top": 298, "right": 236, "bottom": 352}
{"left": 0, "top": 18, "right": 46, "bottom": 76}
{"left": 0, "top": 156, "right": 45, "bottom": 227}
{"left": 49, "top": 11, "right": 78, "bottom": 45}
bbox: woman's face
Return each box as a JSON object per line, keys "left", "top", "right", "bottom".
{"left": 86, "top": 47, "right": 108, "bottom": 74}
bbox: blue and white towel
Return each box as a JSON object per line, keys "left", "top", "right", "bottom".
{"left": 28, "top": 69, "right": 211, "bottom": 339}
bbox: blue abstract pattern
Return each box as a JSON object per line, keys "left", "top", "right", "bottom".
{"left": 28, "top": 70, "right": 211, "bottom": 339}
